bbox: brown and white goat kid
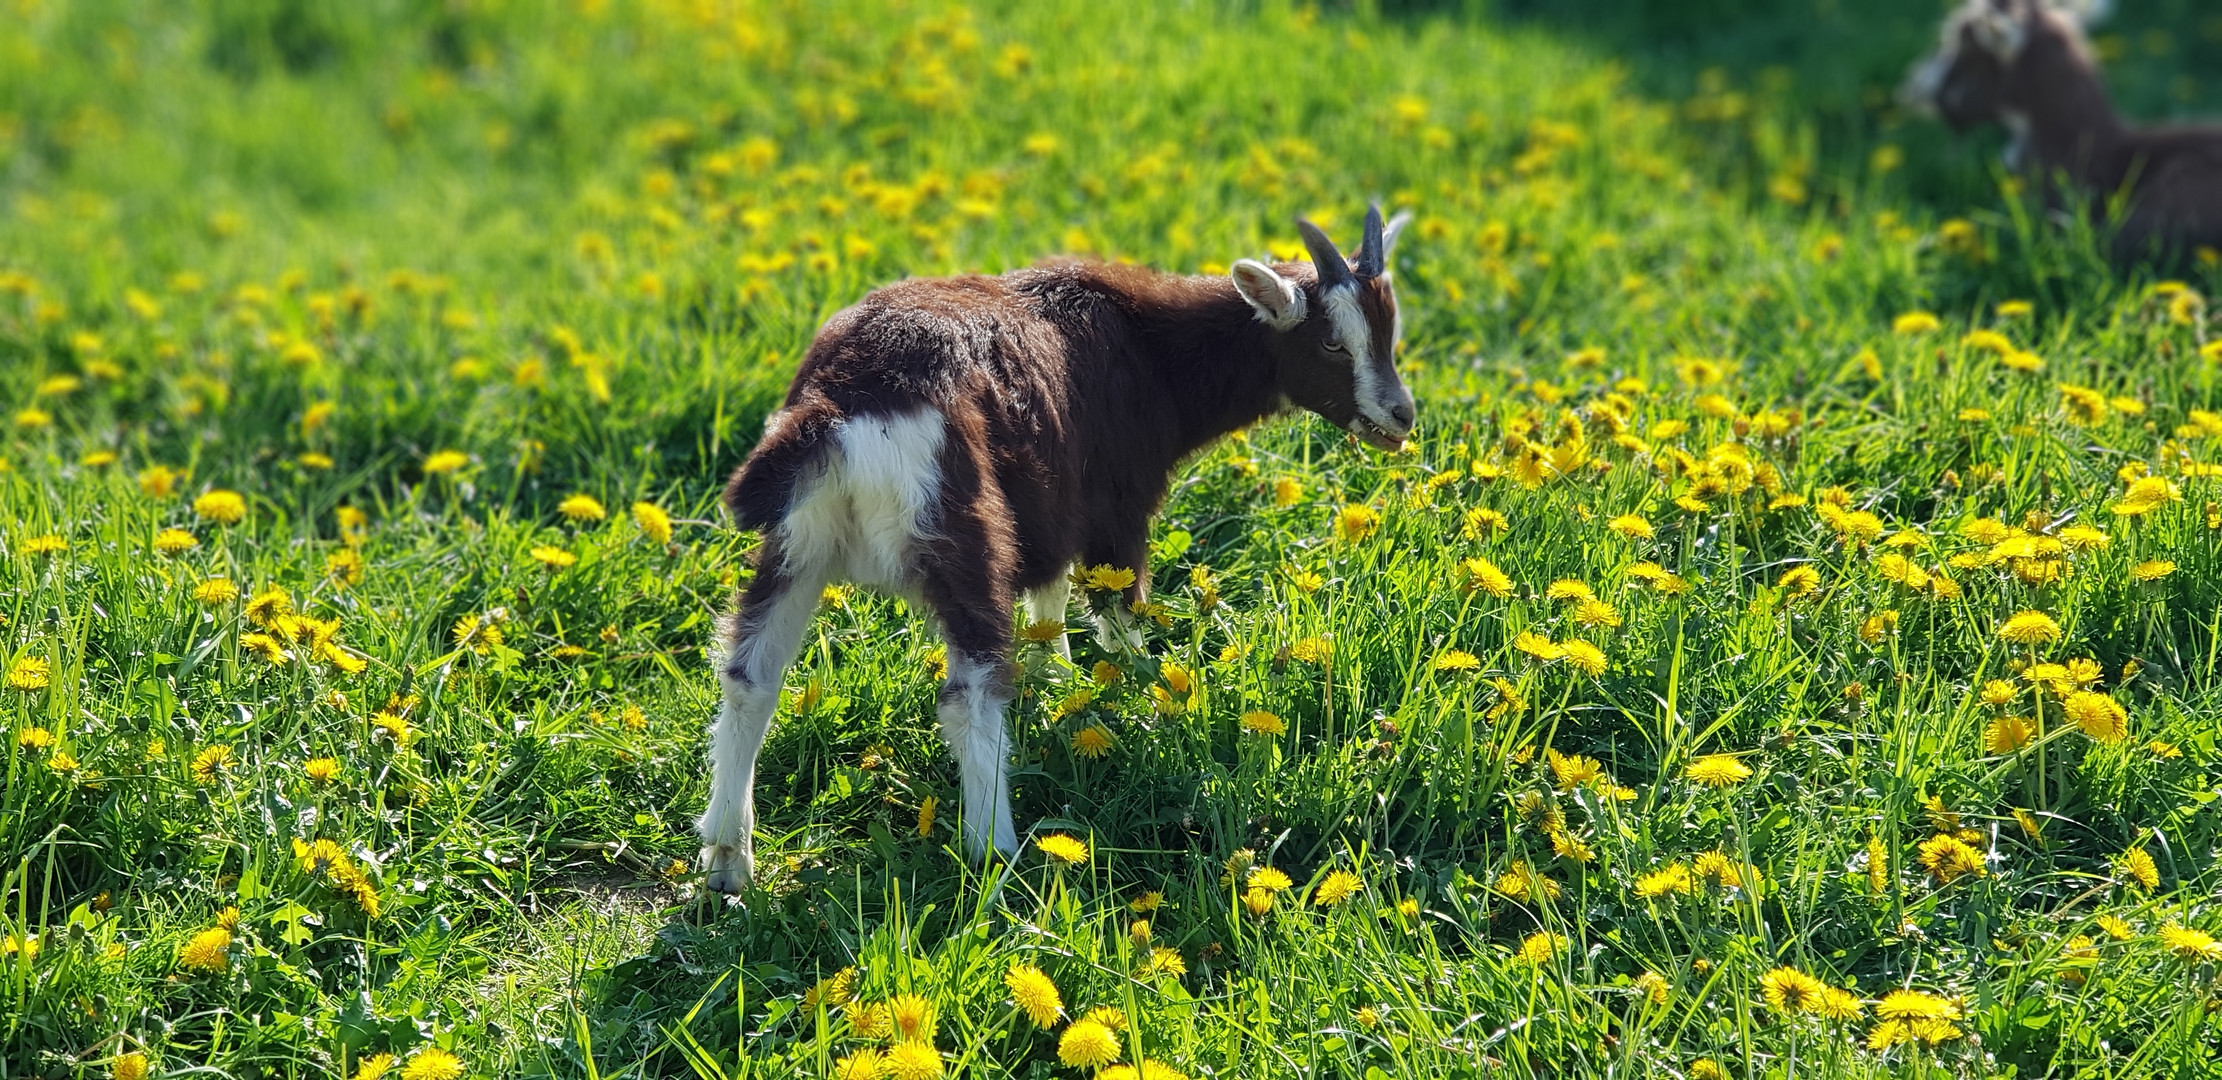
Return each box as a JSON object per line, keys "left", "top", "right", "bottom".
{"left": 1903, "top": 0, "right": 2222, "bottom": 261}
{"left": 698, "top": 207, "right": 1416, "bottom": 892}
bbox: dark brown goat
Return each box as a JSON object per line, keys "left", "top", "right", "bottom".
{"left": 1903, "top": 0, "right": 2222, "bottom": 262}
{"left": 698, "top": 208, "right": 1415, "bottom": 892}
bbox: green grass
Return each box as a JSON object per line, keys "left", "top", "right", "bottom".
{"left": 6, "top": 1, "right": 2222, "bottom": 1077}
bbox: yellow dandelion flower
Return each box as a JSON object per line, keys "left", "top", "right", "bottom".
{"left": 1248, "top": 866, "right": 1293, "bottom": 892}
{"left": 422, "top": 450, "right": 469, "bottom": 475}
{"left": 845, "top": 1000, "right": 892, "bottom": 1041}
{"left": 1036, "top": 834, "right": 1088, "bottom": 865}
{"left": 1996, "top": 610, "right": 2062, "bottom": 645}
{"left": 113, "top": 1052, "right": 149, "bottom": 1080}
{"left": 558, "top": 494, "right": 607, "bottom": 522}
{"left": 1002, "top": 963, "right": 1062, "bottom": 1027}
{"left": 803, "top": 967, "right": 857, "bottom": 1009}
{"left": 1512, "top": 632, "right": 1563, "bottom": 662}
{"left": 530, "top": 545, "right": 577, "bottom": 569}
{"left": 883, "top": 1043, "right": 942, "bottom": 1080}
{"left": 1572, "top": 598, "right": 1621, "bottom": 628}
{"left": 1288, "top": 636, "right": 1332, "bottom": 664}
{"left": 1082, "top": 1005, "right": 1128, "bottom": 1032}
{"left": 1893, "top": 311, "right": 1941, "bottom": 335}
{"left": 1516, "top": 931, "right": 1566, "bottom": 965}
{"left": 1545, "top": 579, "right": 1595, "bottom": 603}
{"left": 1494, "top": 860, "right": 1563, "bottom": 903}
{"left": 1235, "top": 706, "right": 1288, "bottom": 733}
{"left": 304, "top": 757, "right": 341, "bottom": 784}
{"left": 1815, "top": 986, "right": 1864, "bottom": 1021}
{"left": 1760, "top": 966, "right": 1827, "bottom": 1012}
{"left": 243, "top": 588, "right": 291, "bottom": 627}
{"left": 6, "top": 656, "right": 52, "bottom": 691}
{"left": 2120, "top": 847, "right": 2159, "bottom": 890}
{"left": 151, "top": 528, "right": 199, "bottom": 555}
{"left": 1070, "top": 725, "right": 1114, "bottom": 759}
{"left": 1432, "top": 649, "right": 1481, "bottom": 674}
{"left": 2064, "top": 691, "right": 2129, "bottom": 743}
{"left": 177, "top": 926, "right": 232, "bottom": 973}
{"left": 1332, "top": 503, "right": 1381, "bottom": 542}
{"left": 1058, "top": 1020, "right": 1121, "bottom": 1069}
{"left": 1632, "top": 970, "right": 1671, "bottom": 1006}
{"left": 888, "top": 992, "right": 936, "bottom": 1043}
{"left": 1688, "top": 850, "right": 1739, "bottom": 889}
{"left": 2130, "top": 559, "right": 2176, "bottom": 582}
{"left": 1272, "top": 476, "right": 1302, "bottom": 507}
{"left": 1459, "top": 556, "right": 1514, "bottom": 598}
{"left": 190, "top": 744, "right": 234, "bottom": 784}
{"left": 240, "top": 632, "right": 288, "bottom": 665}
{"left": 1606, "top": 513, "right": 1653, "bottom": 540}
{"left": 1685, "top": 754, "right": 1752, "bottom": 788}
{"left": 1313, "top": 869, "right": 1363, "bottom": 907}
{"left": 192, "top": 577, "right": 239, "bottom": 605}
{"left": 400, "top": 1048, "right": 464, "bottom": 1080}
{"left": 1634, "top": 864, "right": 1695, "bottom": 899}
{"left": 1982, "top": 716, "right": 2035, "bottom": 754}
{"left": 631, "top": 501, "right": 673, "bottom": 543}
{"left": 1141, "top": 946, "right": 1186, "bottom": 980}
{"left": 1778, "top": 565, "right": 1821, "bottom": 596}
{"left": 1561, "top": 639, "right": 1606, "bottom": 675}
{"left": 833, "top": 1050, "right": 884, "bottom": 1080}
{"left": 1083, "top": 564, "right": 1137, "bottom": 591}
{"left": 1917, "top": 833, "right": 1986, "bottom": 884}
{"left": 192, "top": 489, "right": 247, "bottom": 525}
{"left": 1874, "top": 989, "right": 1960, "bottom": 1021}
{"left": 2160, "top": 923, "right": 2222, "bottom": 960}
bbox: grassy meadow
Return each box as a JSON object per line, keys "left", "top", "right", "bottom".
{"left": 8, "top": 0, "right": 2222, "bottom": 1076}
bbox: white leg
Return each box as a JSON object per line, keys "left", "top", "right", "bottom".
{"left": 938, "top": 652, "right": 1019, "bottom": 861}
{"left": 699, "top": 569, "right": 822, "bottom": 893}
{"left": 1024, "top": 574, "right": 1072, "bottom": 660}
{"left": 1090, "top": 604, "right": 1146, "bottom": 653}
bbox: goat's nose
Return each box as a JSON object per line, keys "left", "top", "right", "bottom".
{"left": 1388, "top": 401, "right": 1415, "bottom": 429}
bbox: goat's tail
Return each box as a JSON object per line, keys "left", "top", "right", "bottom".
{"left": 724, "top": 398, "right": 840, "bottom": 532}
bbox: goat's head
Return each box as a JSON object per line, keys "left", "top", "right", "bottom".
{"left": 1229, "top": 205, "right": 1417, "bottom": 451}
{"left": 1902, "top": 0, "right": 2106, "bottom": 131}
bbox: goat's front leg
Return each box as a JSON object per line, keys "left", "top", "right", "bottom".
{"left": 699, "top": 557, "right": 822, "bottom": 894}
{"left": 938, "top": 650, "right": 1019, "bottom": 861}
{"left": 1085, "top": 534, "right": 1151, "bottom": 653}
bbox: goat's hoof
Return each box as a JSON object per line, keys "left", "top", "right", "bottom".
{"left": 701, "top": 845, "right": 752, "bottom": 895}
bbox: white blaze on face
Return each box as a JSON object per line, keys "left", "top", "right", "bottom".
{"left": 1322, "top": 281, "right": 1404, "bottom": 437}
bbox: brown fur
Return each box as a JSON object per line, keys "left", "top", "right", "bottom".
{"left": 724, "top": 258, "right": 1401, "bottom": 650}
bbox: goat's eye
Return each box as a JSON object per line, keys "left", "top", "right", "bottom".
{"left": 1322, "top": 340, "right": 1348, "bottom": 354}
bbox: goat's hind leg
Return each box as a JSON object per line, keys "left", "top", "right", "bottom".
{"left": 699, "top": 552, "right": 822, "bottom": 894}
{"left": 923, "top": 554, "right": 1022, "bottom": 864}
{"left": 1023, "top": 571, "right": 1072, "bottom": 661}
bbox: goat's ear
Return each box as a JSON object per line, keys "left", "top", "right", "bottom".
{"left": 1381, "top": 211, "right": 1413, "bottom": 265}
{"left": 2047, "top": 0, "right": 2109, "bottom": 27}
{"left": 1970, "top": 0, "right": 2030, "bottom": 56}
{"left": 1231, "top": 259, "right": 1306, "bottom": 330}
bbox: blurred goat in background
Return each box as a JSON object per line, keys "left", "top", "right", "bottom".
{"left": 1904, "top": 0, "right": 2222, "bottom": 263}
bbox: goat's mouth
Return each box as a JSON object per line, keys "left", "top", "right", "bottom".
{"left": 1349, "top": 415, "right": 1408, "bottom": 452}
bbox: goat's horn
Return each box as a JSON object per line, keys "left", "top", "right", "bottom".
{"left": 1297, "top": 219, "right": 1352, "bottom": 288}
{"left": 1356, "top": 203, "right": 1387, "bottom": 278}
